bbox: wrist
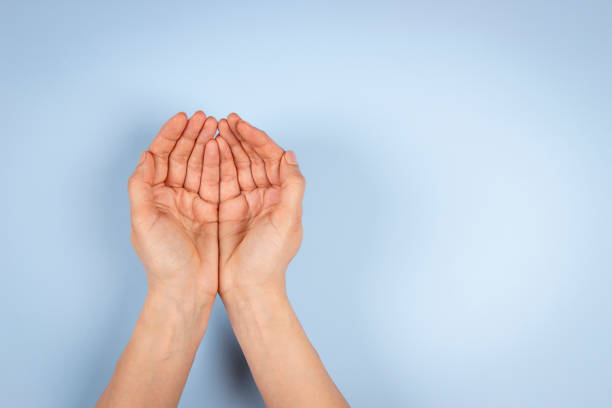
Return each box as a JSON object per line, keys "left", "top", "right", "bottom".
{"left": 220, "top": 282, "right": 286, "bottom": 308}
{"left": 147, "top": 276, "right": 217, "bottom": 310}
{"left": 144, "top": 288, "right": 214, "bottom": 338}
{"left": 221, "top": 284, "right": 293, "bottom": 326}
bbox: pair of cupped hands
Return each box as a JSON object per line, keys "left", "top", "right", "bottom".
{"left": 128, "top": 111, "right": 305, "bottom": 307}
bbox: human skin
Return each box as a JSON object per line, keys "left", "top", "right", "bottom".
{"left": 217, "top": 114, "right": 349, "bottom": 408}
{"left": 96, "top": 111, "right": 220, "bottom": 407}
{"left": 97, "top": 111, "right": 348, "bottom": 408}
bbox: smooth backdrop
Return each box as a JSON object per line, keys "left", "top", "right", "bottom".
{"left": 1, "top": 1, "right": 611, "bottom": 407}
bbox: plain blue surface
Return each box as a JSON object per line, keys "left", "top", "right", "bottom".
{"left": 1, "top": 1, "right": 611, "bottom": 406}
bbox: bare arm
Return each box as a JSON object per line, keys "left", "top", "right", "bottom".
{"left": 96, "top": 112, "right": 219, "bottom": 407}
{"left": 95, "top": 292, "right": 213, "bottom": 407}
{"left": 223, "top": 288, "right": 347, "bottom": 408}
{"left": 217, "top": 114, "right": 349, "bottom": 408}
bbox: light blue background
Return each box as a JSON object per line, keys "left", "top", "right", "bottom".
{"left": 1, "top": 1, "right": 611, "bottom": 406}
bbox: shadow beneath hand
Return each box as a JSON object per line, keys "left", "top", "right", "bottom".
{"left": 218, "top": 312, "right": 261, "bottom": 391}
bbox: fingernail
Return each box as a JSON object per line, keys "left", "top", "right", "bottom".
{"left": 138, "top": 151, "right": 147, "bottom": 165}
{"left": 285, "top": 150, "right": 298, "bottom": 165}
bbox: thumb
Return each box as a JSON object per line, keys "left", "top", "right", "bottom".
{"left": 278, "top": 150, "right": 306, "bottom": 221}
{"left": 128, "top": 151, "right": 157, "bottom": 228}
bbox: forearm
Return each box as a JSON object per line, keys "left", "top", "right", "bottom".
{"left": 96, "top": 289, "right": 213, "bottom": 408}
{"left": 222, "top": 285, "right": 349, "bottom": 408}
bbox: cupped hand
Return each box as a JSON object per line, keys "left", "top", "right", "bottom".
{"left": 216, "top": 114, "right": 305, "bottom": 298}
{"left": 127, "top": 112, "right": 220, "bottom": 302}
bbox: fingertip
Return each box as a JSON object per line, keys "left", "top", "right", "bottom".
{"left": 158, "top": 112, "right": 188, "bottom": 136}
{"left": 236, "top": 119, "right": 262, "bottom": 140}
{"left": 191, "top": 110, "right": 206, "bottom": 119}
{"left": 227, "top": 113, "right": 240, "bottom": 129}
{"left": 186, "top": 111, "right": 207, "bottom": 135}
{"left": 205, "top": 116, "right": 218, "bottom": 127}
{"left": 237, "top": 118, "right": 258, "bottom": 130}
{"left": 168, "top": 112, "right": 189, "bottom": 130}
{"left": 235, "top": 120, "right": 253, "bottom": 141}
{"left": 218, "top": 119, "right": 235, "bottom": 139}
{"left": 284, "top": 150, "right": 298, "bottom": 165}
{"left": 139, "top": 150, "right": 153, "bottom": 165}
{"left": 236, "top": 119, "right": 247, "bottom": 131}
{"left": 138, "top": 151, "right": 147, "bottom": 165}
{"left": 198, "top": 116, "right": 218, "bottom": 139}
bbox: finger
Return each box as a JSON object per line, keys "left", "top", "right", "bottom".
{"left": 227, "top": 114, "right": 270, "bottom": 188}
{"left": 128, "top": 151, "right": 157, "bottom": 228}
{"left": 242, "top": 141, "right": 270, "bottom": 187}
{"left": 199, "top": 139, "right": 220, "bottom": 204}
{"left": 217, "top": 136, "right": 240, "bottom": 201}
{"left": 278, "top": 150, "right": 306, "bottom": 221}
{"left": 149, "top": 112, "right": 189, "bottom": 185}
{"left": 235, "top": 117, "right": 283, "bottom": 185}
{"left": 218, "top": 118, "right": 256, "bottom": 191}
{"left": 166, "top": 111, "right": 207, "bottom": 187}
{"left": 184, "top": 116, "right": 217, "bottom": 193}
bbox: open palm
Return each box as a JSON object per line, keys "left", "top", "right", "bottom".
{"left": 216, "top": 114, "right": 305, "bottom": 296}
{"left": 128, "top": 112, "right": 220, "bottom": 298}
